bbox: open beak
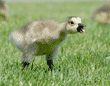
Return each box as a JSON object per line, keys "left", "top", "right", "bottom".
{"left": 77, "top": 23, "right": 86, "bottom": 34}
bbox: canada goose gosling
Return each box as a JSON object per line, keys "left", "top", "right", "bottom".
{"left": 8, "top": 16, "right": 86, "bottom": 71}
{"left": 0, "top": 0, "right": 8, "bottom": 20}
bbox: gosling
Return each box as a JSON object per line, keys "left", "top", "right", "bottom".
{"left": 92, "top": 3, "right": 110, "bottom": 24}
{"left": 8, "top": 16, "right": 86, "bottom": 71}
{"left": 0, "top": 0, "right": 8, "bottom": 20}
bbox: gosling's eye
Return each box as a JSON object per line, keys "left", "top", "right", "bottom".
{"left": 71, "top": 21, "right": 74, "bottom": 24}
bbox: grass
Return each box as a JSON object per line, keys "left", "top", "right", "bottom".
{"left": 0, "top": 1, "right": 110, "bottom": 86}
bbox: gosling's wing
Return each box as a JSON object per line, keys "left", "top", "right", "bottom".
{"left": 8, "top": 22, "right": 31, "bottom": 51}
{"left": 8, "top": 29, "right": 25, "bottom": 51}
{"left": 92, "top": 3, "right": 110, "bottom": 23}
{"left": 25, "top": 20, "right": 60, "bottom": 44}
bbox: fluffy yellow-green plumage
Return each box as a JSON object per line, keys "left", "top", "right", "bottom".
{"left": 92, "top": 3, "right": 110, "bottom": 24}
{"left": 0, "top": 0, "right": 8, "bottom": 20}
{"left": 8, "top": 16, "right": 86, "bottom": 71}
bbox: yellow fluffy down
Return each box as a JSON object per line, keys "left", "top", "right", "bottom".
{"left": 95, "top": 12, "right": 108, "bottom": 23}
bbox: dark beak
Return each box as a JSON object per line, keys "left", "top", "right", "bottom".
{"left": 78, "top": 23, "right": 86, "bottom": 27}
{"left": 77, "top": 23, "right": 86, "bottom": 34}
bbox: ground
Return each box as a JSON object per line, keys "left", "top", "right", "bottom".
{"left": 0, "top": 1, "right": 110, "bottom": 86}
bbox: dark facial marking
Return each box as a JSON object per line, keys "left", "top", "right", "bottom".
{"left": 68, "top": 21, "right": 74, "bottom": 25}
{"left": 71, "top": 21, "right": 74, "bottom": 24}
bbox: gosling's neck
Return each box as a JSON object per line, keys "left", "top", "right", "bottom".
{"left": 58, "top": 21, "right": 68, "bottom": 40}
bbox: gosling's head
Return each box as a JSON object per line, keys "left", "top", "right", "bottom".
{"left": 66, "top": 16, "right": 86, "bottom": 34}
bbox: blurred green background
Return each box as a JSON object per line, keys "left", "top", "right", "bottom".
{"left": 0, "top": 1, "right": 110, "bottom": 86}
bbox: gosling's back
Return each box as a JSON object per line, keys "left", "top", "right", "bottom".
{"left": 8, "top": 20, "right": 64, "bottom": 51}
